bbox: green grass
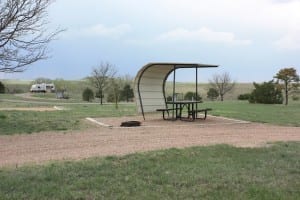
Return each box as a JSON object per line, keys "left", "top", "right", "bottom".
{"left": 1, "top": 81, "right": 299, "bottom": 199}
{"left": 0, "top": 103, "right": 136, "bottom": 135}
{"left": 202, "top": 100, "right": 300, "bottom": 126}
{"left": 0, "top": 142, "right": 299, "bottom": 199}
{"left": 1, "top": 92, "right": 299, "bottom": 134}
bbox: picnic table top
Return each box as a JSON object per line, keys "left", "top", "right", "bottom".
{"left": 166, "top": 100, "right": 202, "bottom": 104}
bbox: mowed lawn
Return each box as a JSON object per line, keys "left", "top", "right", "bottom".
{"left": 203, "top": 100, "right": 300, "bottom": 126}
{"left": 0, "top": 97, "right": 299, "bottom": 135}
{"left": 0, "top": 102, "right": 137, "bottom": 135}
{"left": 0, "top": 95, "right": 300, "bottom": 199}
{"left": 0, "top": 143, "right": 299, "bottom": 199}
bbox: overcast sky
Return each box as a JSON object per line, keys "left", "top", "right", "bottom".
{"left": 1, "top": 0, "right": 300, "bottom": 82}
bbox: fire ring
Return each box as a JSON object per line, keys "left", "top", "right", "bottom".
{"left": 120, "top": 121, "right": 141, "bottom": 127}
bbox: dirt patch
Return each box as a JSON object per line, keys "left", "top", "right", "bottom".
{"left": 92, "top": 114, "right": 248, "bottom": 128}
{"left": 0, "top": 115, "right": 299, "bottom": 167}
{"left": 0, "top": 107, "right": 59, "bottom": 111}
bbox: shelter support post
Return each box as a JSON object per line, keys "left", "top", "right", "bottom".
{"left": 196, "top": 67, "right": 198, "bottom": 119}
{"left": 172, "top": 65, "right": 176, "bottom": 119}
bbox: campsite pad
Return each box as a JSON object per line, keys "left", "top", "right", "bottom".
{"left": 92, "top": 114, "right": 249, "bottom": 128}
{"left": 1, "top": 115, "right": 300, "bottom": 167}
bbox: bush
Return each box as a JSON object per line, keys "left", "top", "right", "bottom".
{"left": 0, "top": 81, "right": 5, "bottom": 93}
{"left": 238, "top": 93, "right": 251, "bottom": 100}
{"left": 184, "top": 91, "right": 202, "bottom": 101}
{"left": 292, "top": 95, "right": 299, "bottom": 101}
{"left": 12, "top": 88, "right": 25, "bottom": 94}
{"left": 95, "top": 91, "right": 104, "bottom": 99}
{"left": 120, "top": 84, "right": 134, "bottom": 102}
{"left": 82, "top": 88, "right": 94, "bottom": 102}
{"left": 0, "top": 114, "right": 6, "bottom": 119}
{"left": 166, "top": 96, "right": 172, "bottom": 102}
{"left": 207, "top": 88, "right": 219, "bottom": 100}
{"left": 106, "top": 93, "right": 115, "bottom": 103}
{"left": 249, "top": 81, "right": 283, "bottom": 104}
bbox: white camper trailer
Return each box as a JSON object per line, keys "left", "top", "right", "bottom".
{"left": 30, "top": 83, "right": 55, "bottom": 93}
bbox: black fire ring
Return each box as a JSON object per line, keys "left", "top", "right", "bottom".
{"left": 120, "top": 121, "right": 141, "bottom": 127}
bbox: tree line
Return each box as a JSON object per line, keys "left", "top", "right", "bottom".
{"left": 1, "top": 66, "right": 299, "bottom": 107}
{"left": 235, "top": 68, "right": 299, "bottom": 105}
{"left": 207, "top": 68, "right": 300, "bottom": 105}
{"left": 83, "top": 62, "right": 134, "bottom": 108}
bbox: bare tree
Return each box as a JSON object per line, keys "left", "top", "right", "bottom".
{"left": 209, "top": 72, "right": 235, "bottom": 101}
{"left": 89, "top": 62, "right": 117, "bottom": 105}
{"left": 0, "top": 0, "right": 63, "bottom": 73}
{"left": 108, "top": 77, "right": 122, "bottom": 109}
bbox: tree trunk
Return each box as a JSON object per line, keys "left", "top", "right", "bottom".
{"left": 220, "top": 94, "right": 224, "bottom": 101}
{"left": 115, "top": 94, "right": 118, "bottom": 109}
{"left": 99, "top": 90, "right": 103, "bottom": 105}
{"left": 285, "top": 82, "right": 288, "bottom": 105}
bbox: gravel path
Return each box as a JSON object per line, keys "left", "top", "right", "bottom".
{"left": 0, "top": 116, "right": 299, "bottom": 167}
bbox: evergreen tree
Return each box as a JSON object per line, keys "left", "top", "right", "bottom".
{"left": 120, "top": 84, "right": 134, "bottom": 102}
{"left": 0, "top": 81, "right": 5, "bottom": 93}
{"left": 249, "top": 81, "right": 283, "bottom": 104}
{"left": 274, "top": 67, "right": 299, "bottom": 105}
{"left": 207, "top": 88, "right": 219, "bottom": 101}
{"left": 82, "top": 88, "right": 94, "bottom": 102}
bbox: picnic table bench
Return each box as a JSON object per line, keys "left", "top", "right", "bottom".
{"left": 188, "top": 108, "right": 212, "bottom": 120}
{"left": 156, "top": 108, "right": 176, "bottom": 120}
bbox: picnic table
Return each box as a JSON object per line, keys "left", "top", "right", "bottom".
{"left": 156, "top": 100, "right": 211, "bottom": 121}
{"left": 167, "top": 100, "right": 202, "bottom": 120}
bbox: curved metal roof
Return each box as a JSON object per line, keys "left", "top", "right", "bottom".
{"left": 134, "top": 62, "right": 218, "bottom": 119}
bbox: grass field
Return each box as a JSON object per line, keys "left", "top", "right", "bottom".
{"left": 1, "top": 81, "right": 299, "bottom": 199}
{"left": 0, "top": 102, "right": 136, "bottom": 135}
{"left": 0, "top": 142, "right": 299, "bottom": 199}
{"left": 203, "top": 100, "right": 300, "bottom": 127}
{"left": 0, "top": 92, "right": 299, "bottom": 134}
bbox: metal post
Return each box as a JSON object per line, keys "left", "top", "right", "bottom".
{"left": 196, "top": 67, "right": 198, "bottom": 119}
{"left": 172, "top": 65, "right": 176, "bottom": 120}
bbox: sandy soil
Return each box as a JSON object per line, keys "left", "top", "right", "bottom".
{"left": 0, "top": 115, "right": 299, "bottom": 167}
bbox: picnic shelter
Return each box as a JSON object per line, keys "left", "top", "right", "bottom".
{"left": 134, "top": 62, "right": 218, "bottom": 120}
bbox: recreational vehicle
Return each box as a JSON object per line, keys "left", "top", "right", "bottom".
{"left": 30, "top": 83, "right": 55, "bottom": 93}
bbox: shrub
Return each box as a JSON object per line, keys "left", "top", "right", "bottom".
{"left": 95, "top": 91, "right": 104, "bottom": 99}
{"left": 82, "top": 88, "right": 94, "bottom": 102}
{"left": 12, "top": 88, "right": 25, "bottom": 94}
{"left": 106, "top": 93, "right": 114, "bottom": 103}
{"left": 166, "top": 96, "right": 172, "bottom": 102}
{"left": 119, "top": 84, "right": 134, "bottom": 102}
{"left": 249, "top": 81, "right": 283, "bottom": 104}
{"left": 238, "top": 93, "right": 251, "bottom": 100}
{"left": 207, "top": 88, "right": 219, "bottom": 100}
{"left": 0, "top": 114, "right": 6, "bottom": 119}
{"left": 184, "top": 91, "right": 202, "bottom": 101}
{"left": 0, "top": 81, "right": 5, "bottom": 93}
{"left": 292, "top": 95, "right": 299, "bottom": 101}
